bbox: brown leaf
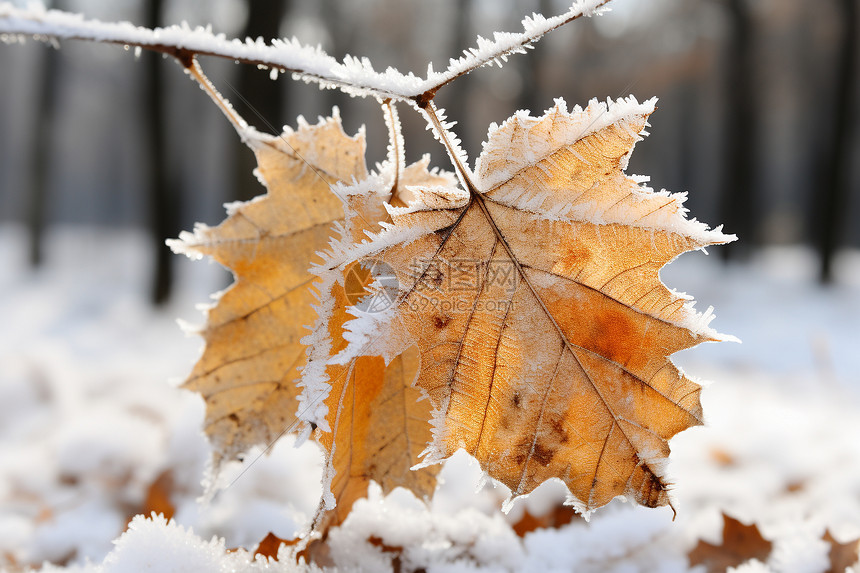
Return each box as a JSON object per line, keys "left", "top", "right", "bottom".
{"left": 142, "top": 470, "right": 175, "bottom": 520}
{"left": 710, "top": 447, "right": 736, "bottom": 468}
{"left": 511, "top": 504, "right": 582, "bottom": 537}
{"left": 313, "top": 97, "right": 734, "bottom": 514}
{"left": 175, "top": 94, "right": 447, "bottom": 532}
{"left": 368, "top": 536, "right": 405, "bottom": 573}
{"left": 251, "top": 532, "right": 333, "bottom": 566}
{"left": 253, "top": 532, "right": 303, "bottom": 561}
{"left": 823, "top": 530, "right": 860, "bottom": 572}
{"left": 313, "top": 346, "right": 438, "bottom": 532}
{"left": 170, "top": 111, "right": 366, "bottom": 471}
{"left": 689, "top": 513, "right": 773, "bottom": 572}
{"left": 298, "top": 539, "right": 335, "bottom": 568}
{"left": 784, "top": 480, "right": 805, "bottom": 494}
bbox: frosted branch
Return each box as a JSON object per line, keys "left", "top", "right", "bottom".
{"left": 417, "top": 0, "right": 612, "bottom": 101}
{"left": 0, "top": 3, "right": 419, "bottom": 101}
{"left": 0, "top": 0, "right": 611, "bottom": 105}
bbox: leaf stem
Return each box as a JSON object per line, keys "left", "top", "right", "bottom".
{"left": 184, "top": 57, "right": 249, "bottom": 134}
{"left": 419, "top": 101, "right": 476, "bottom": 194}
{"left": 382, "top": 100, "right": 404, "bottom": 203}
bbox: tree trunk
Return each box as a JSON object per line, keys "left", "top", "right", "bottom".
{"left": 232, "top": 0, "right": 289, "bottom": 202}
{"left": 818, "top": 0, "right": 857, "bottom": 283}
{"left": 440, "top": 0, "right": 474, "bottom": 154}
{"left": 144, "top": 0, "right": 178, "bottom": 305}
{"left": 719, "top": 0, "right": 757, "bottom": 261}
{"left": 517, "top": 0, "right": 552, "bottom": 117}
{"left": 27, "top": 0, "right": 62, "bottom": 268}
{"left": 319, "top": 0, "right": 352, "bottom": 116}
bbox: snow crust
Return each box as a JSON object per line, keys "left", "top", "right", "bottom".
{"left": 82, "top": 514, "right": 319, "bottom": 572}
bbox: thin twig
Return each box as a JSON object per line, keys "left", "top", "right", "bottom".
{"left": 415, "top": 0, "right": 613, "bottom": 104}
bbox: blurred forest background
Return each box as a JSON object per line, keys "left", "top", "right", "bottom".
{"left": 0, "top": 0, "right": 858, "bottom": 303}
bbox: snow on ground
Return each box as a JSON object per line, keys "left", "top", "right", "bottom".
{"left": 1, "top": 224, "right": 859, "bottom": 572}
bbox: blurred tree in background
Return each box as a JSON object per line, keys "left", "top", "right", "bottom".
{"left": 816, "top": 0, "right": 857, "bottom": 283}
{"left": 231, "top": 0, "right": 289, "bottom": 205}
{"left": 144, "top": 0, "right": 176, "bottom": 304}
{"left": 0, "top": 0, "right": 857, "bottom": 299}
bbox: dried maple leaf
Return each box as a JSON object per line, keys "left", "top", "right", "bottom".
{"left": 689, "top": 513, "right": 773, "bottom": 572}
{"left": 312, "top": 96, "right": 734, "bottom": 515}
{"left": 170, "top": 109, "right": 366, "bottom": 471}
{"left": 173, "top": 88, "right": 447, "bottom": 529}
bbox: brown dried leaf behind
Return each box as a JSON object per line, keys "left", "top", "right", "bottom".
{"left": 823, "top": 530, "right": 860, "bottom": 572}
{"left": 688, "top": 513, "right": 773, "bottom": 572}
{"left": 170, "top": 112, "right": 367, "bottom": 471}
{"left": 309, "top": 160, "right": 453, "bottom": 532}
